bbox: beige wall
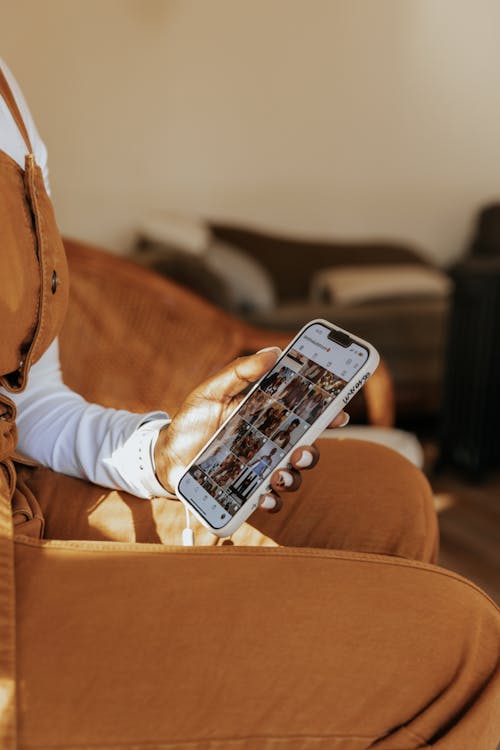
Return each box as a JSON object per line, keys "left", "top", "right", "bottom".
{"left": 1, "top": 0, "right": 500, "bottom": 263}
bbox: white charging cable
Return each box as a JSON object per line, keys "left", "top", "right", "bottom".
{"left": 182, "top": 506, "right": 195, "bottom": 546}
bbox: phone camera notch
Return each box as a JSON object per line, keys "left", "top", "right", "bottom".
{"left": 327, "top": 329, "right": 352, "bottom": 348}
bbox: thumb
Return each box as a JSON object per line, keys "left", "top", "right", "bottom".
{"left": 195, "top": 347, "right": 281, "bottom": 403}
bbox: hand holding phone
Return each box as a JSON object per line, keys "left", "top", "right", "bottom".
{"left": 153, "top": 347, "right": 286, "bottom": 496}
{"left": 155, "top": 320, "right": 379, "bottom": 537}
{"left": 153, "top": 347, "right": 345, "bottom": 510}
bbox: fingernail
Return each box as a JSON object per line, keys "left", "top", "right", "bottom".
{"left": 278, "top": 470, "right": 293, "bottom": 487}
{"left": 261, "top": 495, "right": 277, "bottom": 510}
{"left": 257, "top": 346, "right": 282, "bottom": 356}
{"left": 340, "top": 413, "right": 350, "bottom": 427}
{"left": 295, "top": 450, "right": 314, "bottom": 468}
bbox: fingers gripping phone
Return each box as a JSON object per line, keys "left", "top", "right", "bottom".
{"left": 176, "top": 319, "right": 379, "bottom": 537}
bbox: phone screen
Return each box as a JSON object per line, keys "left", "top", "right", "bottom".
{"left": 178, "top": 322, "right": 369, "bottom": 529}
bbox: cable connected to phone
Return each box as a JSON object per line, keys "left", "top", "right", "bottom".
{"left": 182, "top": 505, "right": 195, "bottom": 546}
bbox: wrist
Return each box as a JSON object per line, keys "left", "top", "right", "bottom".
{"left": 153, "top": 423, "right": 176, "bottom": 495}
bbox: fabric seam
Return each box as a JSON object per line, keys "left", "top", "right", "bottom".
{"left": 14, "top": 535, "right": 499, "bottom": 611}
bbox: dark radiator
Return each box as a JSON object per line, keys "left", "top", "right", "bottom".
{"left": 440, "top": 258, "right": 500, "bottom": 476}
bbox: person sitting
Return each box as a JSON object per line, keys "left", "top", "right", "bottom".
{"left": 0, "top": 59, "right": 499, "bottom": 750}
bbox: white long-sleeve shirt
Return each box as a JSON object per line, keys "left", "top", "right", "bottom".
{"left": 0, "top": 58, "right": 171, "bottom": 499}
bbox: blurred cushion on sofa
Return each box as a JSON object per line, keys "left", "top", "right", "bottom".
{"left": 310, "top": 264, "right": 451, "bottom": 306}
{"left": 133, "top": 218, "right": 451, "bottom": 416}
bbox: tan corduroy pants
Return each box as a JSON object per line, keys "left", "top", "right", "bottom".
{"left": 13, "top": 439, "right": 500, "bottom": 749}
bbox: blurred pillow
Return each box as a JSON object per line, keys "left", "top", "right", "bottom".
{"left": 143, "top": 251, "right": 233, "bottom": 309}
{"left": 206, "top": 241, "right": 276, "bottom": 314}
{"left": 138, "top": 213, "right": 210, "bottom": 256}
{"left": 310, "top": 264, "right": 452, "bottom": 306}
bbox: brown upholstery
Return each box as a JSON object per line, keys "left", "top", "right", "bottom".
{"left": 60, "top": 238, "right": 395, "bottom": 426}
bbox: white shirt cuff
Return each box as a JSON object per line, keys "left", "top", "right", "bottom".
{"left": 107, "top": 416, "right": 176, "bottom": 499}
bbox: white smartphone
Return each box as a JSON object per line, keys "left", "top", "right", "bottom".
{"left": 175, "top": 319, "right": 379, "bottom": 537}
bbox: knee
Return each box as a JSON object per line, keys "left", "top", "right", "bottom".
{"left": 361, "top": 438, "right": 439, "bottom": 562}
{"left": 393, "top": 566, "right": 500, "bottom": 746}
{"left": 315, "top": 437, "right": 439, "bottom": 562}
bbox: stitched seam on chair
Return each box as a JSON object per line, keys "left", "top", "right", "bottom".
{"left": 14, "top": 536, "right": 500, "bottom": 611}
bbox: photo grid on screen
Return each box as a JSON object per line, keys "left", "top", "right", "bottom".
{"left": 188, "top": 348, "right": 347, "bottom": 517}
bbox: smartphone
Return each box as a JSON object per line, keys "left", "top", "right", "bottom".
{"left": 176, "top": 319, "right": 379, "bottom": 537}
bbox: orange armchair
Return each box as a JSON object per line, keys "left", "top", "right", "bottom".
{"left": 60, "top": 238, "right": 395, "bottom": 427}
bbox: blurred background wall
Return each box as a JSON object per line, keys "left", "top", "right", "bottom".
{"left": 1, "top": 0, "right": 499, "bottom": 262}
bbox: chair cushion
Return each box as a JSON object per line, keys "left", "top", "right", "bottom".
{"left": 311, "top": 264, "right": 451, "bottom": 306}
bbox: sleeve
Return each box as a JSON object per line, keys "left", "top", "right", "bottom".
{"left": 2, "top": 339, "right": 173, "bottom": 499}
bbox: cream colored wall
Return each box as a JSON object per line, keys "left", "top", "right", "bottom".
{"left": 1, "top": 0, "right": 500, "bottom": 263}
